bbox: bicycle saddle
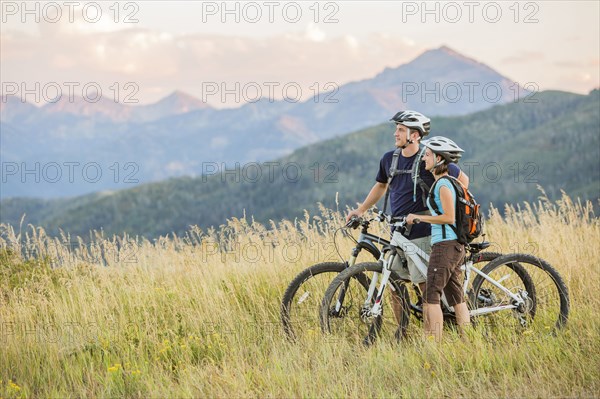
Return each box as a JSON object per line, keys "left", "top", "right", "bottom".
{"left": 468, "top": 242, "right": 491, "bottom": 252}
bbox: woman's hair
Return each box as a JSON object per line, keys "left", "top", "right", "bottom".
{"left": 433, "top": 154, "right": 448, "bottom": 175}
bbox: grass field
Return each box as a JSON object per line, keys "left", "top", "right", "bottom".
{"left": 1, "top": 193, "right": 599, "bottom": 398}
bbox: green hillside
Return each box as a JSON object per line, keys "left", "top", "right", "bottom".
{"left": 2, "top": 90, "right": 598, "bottom": 238}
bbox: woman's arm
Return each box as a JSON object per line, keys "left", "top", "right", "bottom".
{"left": 407, "top": 185, "right": 455, "bottom": 225}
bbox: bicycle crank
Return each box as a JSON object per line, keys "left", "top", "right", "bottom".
{"left": 513, "top": 290, "right": 533, "bottom": 328}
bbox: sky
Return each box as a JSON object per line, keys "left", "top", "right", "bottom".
{"left": 1, "top": 0, "right": 599, "bottom": 108}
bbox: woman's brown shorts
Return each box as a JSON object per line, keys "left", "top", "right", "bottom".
{"left": 424, "top": 240, "right": 465, "bottom": 306}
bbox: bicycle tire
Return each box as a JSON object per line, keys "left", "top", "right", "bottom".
{"left": 281, "top": 262, "right": 370, "bottom": 342}
{"left": 471, "top": 253, "right": 569, "bottom": 333}
{"left": 319, "top": 262, "right": 410, "bottom": 345}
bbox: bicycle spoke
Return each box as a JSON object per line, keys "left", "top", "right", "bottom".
{"left": 471, "top": 263, "right": 534, "bottom": 334}
{"left": 286, "top": 271, "right": 344, "bottom": 342}
{"left": 471, "top": 254, "right": 569, "bottom": 338}
{"left": 321, "top": 263, "right": 410, "bottom": 345}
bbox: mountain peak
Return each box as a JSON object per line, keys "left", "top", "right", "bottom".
{"left": 41, "top": 94, "right": 132, "bottom": 121}
{"left": 437, "top": 45, "right": 460, "bottom": 55}
{"left": 155, "top": 90, "right": 212, "bottom": 112}
{"left": 165, "top": 90, "right": 195, "bottom": 100}
{"left": 176, "top": 90, "right": 195, "bottom": 97}
{"left": 0, "top": 95, "right": 38, "bottom": 122}
{"left": 413, "top": 45, "right": 481, "bottom": 66}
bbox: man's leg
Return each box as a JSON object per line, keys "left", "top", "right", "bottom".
{"left": 390, "top": 252, "right": 409, "bottom": 324}
{"left": 406, "top": 236, "right": 431, "bottom": 309}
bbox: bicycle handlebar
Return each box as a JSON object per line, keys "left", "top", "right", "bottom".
{"left": 345, "top": 208, "right": 408, "bottom": 230}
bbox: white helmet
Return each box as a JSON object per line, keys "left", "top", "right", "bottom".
{"left": 421, "top": 136, "right": 464, "bottom": 164}
{"left": 390, "top": 110, "right": 431, "bottom": 137}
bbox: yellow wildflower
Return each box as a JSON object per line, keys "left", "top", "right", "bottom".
{"left": 8, "top": 380, "right": 21, "bottom": 391}
{"left": 107, "top": 363, "right": 121, "bottom": 373}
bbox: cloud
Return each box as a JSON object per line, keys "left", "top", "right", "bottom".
{"left": 550, "top": 59, "right": 600, "bottom": 89}
{"left": 554, "top": 60, "right": 584, "bottom": 68}
{"left": 548, "top": 70, "right": 600, "bottom": 94}
{"left": 305, "top": 23, "right": 326, "bottom": 42}
{"left": 501, "top": 51, "right": 546, "bottom": 64}
{"left": 210, "top": 137, "right": 229, "bottom": 149}
{"left": 1, "top": 26, "right": 421, "bottom": 107}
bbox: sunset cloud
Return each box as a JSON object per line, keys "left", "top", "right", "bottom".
{"left": 1, "top": 2, "right": 597, "bottom": 107}
{"left": 1, "top": 24, "right": 420, "bottom": 107}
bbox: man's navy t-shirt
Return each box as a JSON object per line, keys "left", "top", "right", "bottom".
{"left": 376, "top": 149, "right": 460, "bottom": 239}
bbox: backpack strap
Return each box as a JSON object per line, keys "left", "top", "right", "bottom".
{"left": 382, "top": 148, "right": 402, "bottom": 215}
{"left": 415, "top": 165, "right": 431, "bottom": 207}
{"left": 411, "top": 146, "right": 431, "bottom": 206}
{"left": 427, "top": 175, "right": 460, "bottom": 239}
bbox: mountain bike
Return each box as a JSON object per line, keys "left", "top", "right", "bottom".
{"left": 319, "top": 212, "right": 570, "bottom": 344}
{"left": 280, "top": 211, "right": 501, "bottom": 342}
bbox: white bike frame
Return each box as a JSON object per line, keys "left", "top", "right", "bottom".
{"left": 364, "top": 222, "right": 526, "bottom": 318}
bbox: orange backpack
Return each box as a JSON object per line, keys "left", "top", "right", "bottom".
{"left": 428, "top": 176, "right": 483, "bottom": 245}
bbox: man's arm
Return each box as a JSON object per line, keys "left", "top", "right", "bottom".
{"left": 457, "top": 170, "right": 469, "bottom": 189}
{"left": 449, "top": 163, "right": 469, "bottom": 189}
{"left": 346, "top": 182, "right": 388, "bottom": 221}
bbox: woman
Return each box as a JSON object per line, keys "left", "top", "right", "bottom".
{"left": 406, "top": 136, "right": 469, "bottom": 342}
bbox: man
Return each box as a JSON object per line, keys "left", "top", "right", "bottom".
{"left": 346, "top": 111, "right": 468, "bottom": 322}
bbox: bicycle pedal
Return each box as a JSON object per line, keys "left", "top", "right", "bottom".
{"left": 394, "top": 328, "right": 408, "bottom": 342}
{"left": 362, "top": 335, "right": 375, "bottom": 347}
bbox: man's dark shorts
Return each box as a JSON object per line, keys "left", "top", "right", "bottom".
{"left": 424, "top": 240, "right": 465, "bottom": 306}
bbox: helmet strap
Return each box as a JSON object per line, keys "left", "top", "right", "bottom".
{"left": 432, "top": 154, "right": 445, "bottom": 169}
{"left": 400, "top": 129, "right": 414, "bottom": 149}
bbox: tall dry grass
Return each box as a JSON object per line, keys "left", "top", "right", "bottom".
{"left": 0, "top": 193, "right": 598, "bottom": 398}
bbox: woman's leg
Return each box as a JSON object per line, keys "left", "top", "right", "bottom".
{"left": 423, "top": 242, "right": 448, "bottom": 342}
{"left": 442, "top": 243, "right": 470, "bottom": 338}
{"left": 454, "top": 302, "right": 470, "bottom": 327}
{"left": 424, "top": 241, "right": 466, "bottom": 342}
{"left": 424, "top": 303, "right": 443, "bottom": 342}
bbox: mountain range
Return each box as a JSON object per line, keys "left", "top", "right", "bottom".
{"left": 1, "top": 46, "right": 528, "bottom": 199}
{"left": 2, "top": 89, "right": 598, "bottom": 238}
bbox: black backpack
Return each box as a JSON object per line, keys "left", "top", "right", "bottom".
{"left": 428, "top": 176, "right": 484, "bottom": 245}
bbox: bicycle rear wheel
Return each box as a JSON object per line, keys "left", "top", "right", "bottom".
{"left": 471, "top": 253, "right": 569, "bottom": 336}
{"left": 319, "top": 262, "right": 410, "bottom": 345}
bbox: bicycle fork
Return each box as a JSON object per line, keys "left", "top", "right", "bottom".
{"left": 332, "top": 250, "right": 361, "bottom": 315}
{"left": 362, "top": 252, "right": 395, "bottom": 319}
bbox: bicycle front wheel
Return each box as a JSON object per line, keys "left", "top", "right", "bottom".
{"left": 319, "top": 262, "right": 410, "bottom": 345}
{"left": 281, "top": 262, "right": 370, "bottom": 342}
{"left": 471, "top": 253, "right": 569, "bottom": 335}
